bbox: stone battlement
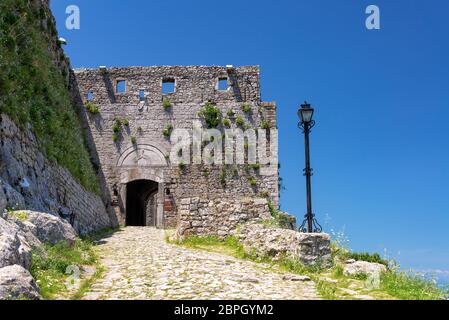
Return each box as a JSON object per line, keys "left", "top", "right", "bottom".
{"left": 73, "top": 65, "right": 261, "bottom": 105}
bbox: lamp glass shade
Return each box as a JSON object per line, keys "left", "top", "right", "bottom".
{"left": 299, "top": 108, "right": 314, "bottom": 123}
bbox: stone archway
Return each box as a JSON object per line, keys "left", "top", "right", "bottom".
{"left": 116, "top": 143, "right": 168, "bottom": 228}
{"left": 117, "top": 144, "right": 167, "bottom": 168}
{"left": 125, "top": 179, "right": 158, "bottom": 226}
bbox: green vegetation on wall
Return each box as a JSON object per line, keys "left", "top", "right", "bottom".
{"left": 0, "top": 0, "right": 99, "bottom": 193}
{"left": 198, "top": 101, "right": 222, "bottom": 128}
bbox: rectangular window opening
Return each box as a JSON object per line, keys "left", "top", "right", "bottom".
{"left": 116, "top": 80, "right": 126, "bottom": 93}
{"left": 162, "top": 79, "right": 175, "bottom": 94}
{"left": 218, "top": 77, "right": 229, "bottom": 91}
{"left": 139, "top": 90, "right": 145, "bottom": 101}
{"left": 87, "top": 91, "right": 94, "bottom": 101}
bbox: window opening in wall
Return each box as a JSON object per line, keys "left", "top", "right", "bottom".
{"left": 218, "top": 77, "right": 229, "bottom": 91}
{"left": 139, "top": 90, "right": 145, "bottom": 101}
{"left": 116, "top": 80, "right": 126, "bottom": 93}
{"left": 87, "top": 91, "right": 94, "bottom": 101}
{"left": 162, "top": 79, "right": 175, "bottom": 94}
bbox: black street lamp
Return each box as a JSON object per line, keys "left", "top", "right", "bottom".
{"left": 298, "top": 101, "right": 322, "bottom": 233}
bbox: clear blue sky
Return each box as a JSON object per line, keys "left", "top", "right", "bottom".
{"left": 51, "top": 0, "right": 449, "bottom": 273}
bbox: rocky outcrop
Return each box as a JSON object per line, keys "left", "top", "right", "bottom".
{"left": 18, "top": 211, "right": 77, "bottom": 245}
{"left": 0, "top": 181, "right": 26, "bottom": 212}
{"left": 0, "top": 115, "right": 116, "bottom": 235}
{"left": 343, "top": 259, "right": 387, "bottom": 277}
{"left": 0, "top": 185, "right": 6, "bottom": 214}
{"left": 0, "top": 210, "right": 79, "bottom": 300}
{"left": 0, "top": 265, "right": 41, "bottom": 300}
{"left": 0, "top": 217, "right": 33, "bottom": 269}
{"left": 236, "top": 223, "right": 332, "bottom": 267}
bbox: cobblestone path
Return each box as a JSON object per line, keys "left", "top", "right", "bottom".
{"left": 82, "top": 227, "right": 320, "bottom": 300}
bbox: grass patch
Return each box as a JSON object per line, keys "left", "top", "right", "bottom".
{"left": 172, "top": 235, "right": 247, "bottom": 260}
{"left": 29, "top": 227, "right": 122, "bottom": 300}
{"left": 7, "top": 209, "right": 28, "bottom": 222}
{"left": 315, "top": 279, "right": 339, "bottom": 300}
{"left": 173, "top": 235, "right": 321, "bottom": 275}
{"left": 30, "top": 239, "right": 98, "bottom": 300}
{"left": 379, "top": 271, "right": 447, "bottom": 300}
{"left": 173, "top": 234, "right": 447, "bottom": 300}
{"left": 0, "top": 0, "right": 100, "bottom": 193}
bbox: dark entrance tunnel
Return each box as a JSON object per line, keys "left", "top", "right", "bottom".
{"left": 126, "top": 179, "right": 158, "bottom": 226}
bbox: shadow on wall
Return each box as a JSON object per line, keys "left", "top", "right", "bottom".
{"left": 101, "top": 71, "right": 117, "bottom": 104}
{"left": 69, "top": 70, "right": 119, "bottom": 227}
{"left": 228, "top": 69, "right": 243, "bottom": 103}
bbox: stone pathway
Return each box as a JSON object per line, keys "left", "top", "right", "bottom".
{"left": 82, "top": 227, "right": 319, "bottom": 300}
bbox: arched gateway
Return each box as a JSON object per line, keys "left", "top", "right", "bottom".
{"left": 74, "top": 66, "right": 280, "bottom": 235}
{"left": 116, "top": 144, "right": 167, "bottom": 227}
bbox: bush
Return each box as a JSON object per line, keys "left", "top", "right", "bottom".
{"left": 261, "top": 119, "right": 270, "bottom": 129}
{"left": 267, "top": 200, "right": 293, "bottom": 229}
{"left": 227, "top": 109, "right": 236, "bottom": 117}
{"left": 130, "top": 136, "right": 137, "bottom": 144}
{"left": 178, "top": 161, "right": 186, "bottom": 173}
{"left": 235, "top": 116, "right": 245, "bottom": 127}
{"left": 112, "top": 119, "right": 122, "bottom": 133}
{"left": 162, "top": 98, "right": 172, "bottom": 111}
{"left": 222, "top": 118, "right": 231, "bottom": 128}
{"left": 162, "top": 124, "right": 173, "bottom": 137}
{"left": 348, "top": 252, "right": 389, "bottom": 266}
{"left": 198, "top": 101, "right": 222, "bottom": 128}
{"left": 248, "top": 176, "right": 257, "bottom": 187}
{"left": 241, "top": 103, "right": 252, "bottom": 113}
{"left": 84, "top": 102, "right": 99, "bottom": 114}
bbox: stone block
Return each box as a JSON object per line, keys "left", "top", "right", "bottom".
{"left": 237, "top": 223, "right": 332, "bottom": 267}
{"left": 0, "top": 265, "right": 41, "bottom": 300}
{"left": 343, "top": 260, "right": 387, "bottom": 277}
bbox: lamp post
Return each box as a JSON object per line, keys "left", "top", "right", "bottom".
{"left": 298, "top": 101, "right": 322, "bottom": 233}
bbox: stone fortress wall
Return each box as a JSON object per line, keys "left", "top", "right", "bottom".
{"left": 0, "top": 114, "right": 115, "bottom": 235}
{"left": 71, "top": 66, "right": 280, "bottom": 233}
{"left": 0, "top": 0, "right": 116, "bottom": 235}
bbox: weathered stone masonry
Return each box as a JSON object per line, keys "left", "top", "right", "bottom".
{"left": 71, "top": 66, "right": 279, "bottom": 233}
{"left": 0, "top": 114, "right": 115, "bottom": 235}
